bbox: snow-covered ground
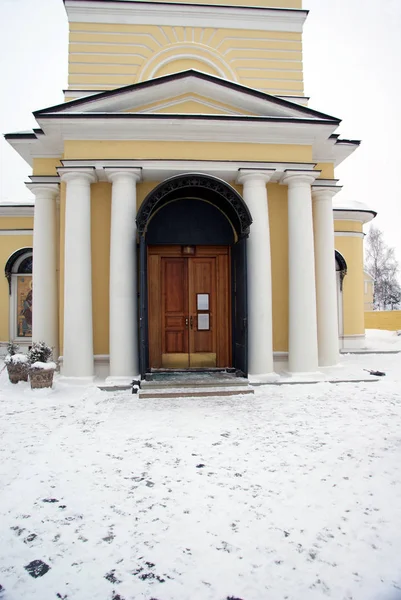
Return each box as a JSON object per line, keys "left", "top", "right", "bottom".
{"left": 0, "top": 331, "right": 401, "bottom": 600}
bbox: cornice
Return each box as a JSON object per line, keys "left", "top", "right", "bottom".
{"left": 60, "top": 158, "right": 317, "bottom": 183}
{"left": 0, "top": 204, "right": 35, "bottom": 217}
{"left": 333, "top": 209, "right": 376, "bottom": 224}
{"left": 64, "top": 0, "right": 308, "bottom": 33}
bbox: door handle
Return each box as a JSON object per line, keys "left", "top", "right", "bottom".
{"left": 190, "top": 316, "right": 193, "bottom": 330}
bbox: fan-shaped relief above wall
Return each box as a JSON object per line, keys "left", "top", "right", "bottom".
{"left": 137, "top": 43, "right": 238, "bottom": 83}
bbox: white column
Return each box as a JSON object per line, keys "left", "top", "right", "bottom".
{"left": 282, "top": 172, "right": 319, "bottom": 373}
{"left": 60, "top": 169, "right": 96, "bottom": 380}
{"left": 106, "top": 168, "right": 141, "bottom": 382}
{"left": 312, "top": 187, "right": 340, "bottom": 366}
{"left": 28, "top": 183, "right": 59, "bottom": 358}
{"left": 238, "top": 170, "right": 276, "bottom": 380}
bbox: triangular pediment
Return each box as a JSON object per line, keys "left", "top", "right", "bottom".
{"left": 33, "top": 70, "right": 340, "bottom": 123}
{"left": 124, "top": 93, "right": 255, "bottom": 117}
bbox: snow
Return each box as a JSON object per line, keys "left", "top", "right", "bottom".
{"left": 4, "top": 353, "right": 28, "bottom": 365}
{"left": 365, "top": 329, "right": 401, "bottom": 351}
{"left": 332, "top": 198, "right": 375, "bottom": 213}
{"left": 0, "top": 344, "right": 401, "bottom": 599}
{"left": 30, "top": 361, "right": 57, "bottom": 371}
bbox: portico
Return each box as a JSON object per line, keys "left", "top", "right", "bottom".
{"left": 25, "top": 156, "right": 342, "bottom": 382}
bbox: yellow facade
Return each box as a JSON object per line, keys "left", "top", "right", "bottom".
{"left": 0, "top": 232, "right": 33, "bottom": 344}
{"left": 68, "top": 22, "right": 304, "bottom": 96}
{"left": 334, "top": 219, "right": 365, "bottom": 338}
{"left": 63, "top": 140, "right": 313, "bottom": 163}
{"left": 32, "top": 159, "right": 62, "bottom": 177}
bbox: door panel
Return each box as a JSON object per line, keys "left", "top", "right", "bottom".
{"left": 189, "top": 257, "right": 216, "bottom": 368}
{"left": 148, "top": 246, "right": 231, "bottom": 370}
{"left": 161, "top": 257, "right": 189, "bottom": 368}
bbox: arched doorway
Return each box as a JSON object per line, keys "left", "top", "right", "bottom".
{"left": 335, "top": 250, "right": 347, "bottom": 347}
{"left": 5, "top": 247, "right": 33, "bottom": 344}
{"left": 136, "top": 174, "right": 252, "bottom": 377}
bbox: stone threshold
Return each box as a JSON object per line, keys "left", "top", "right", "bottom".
{"left": 252, "top": 377, "right": 381, "bottom": 386}
{"left": 340, "top": 350, "right": 400, "bottom": 355}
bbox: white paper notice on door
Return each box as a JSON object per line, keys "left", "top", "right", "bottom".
{"left": 197, "top": 313, "right": 210, "bottom": 330}
{"left": 197, "top": 294, "right": 209, "bottom": 310}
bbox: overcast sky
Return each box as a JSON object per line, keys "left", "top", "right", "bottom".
{"left": 0, "top": 0, "right": 400, "bottom": 262}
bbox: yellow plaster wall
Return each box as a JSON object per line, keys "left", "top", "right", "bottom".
{"left": 139, "top": 100, "right": 240, "bottom": 115}
{"left": 0, "top": 217, "right": 33, "bottom": 230}
{"left": 68, "top": 22, "right": 304, "bottom": 96}
{"left": 32, "top": 158, "right": 62, "bottom": 176}
{"left": 334, "top": 220, "right": 363, "bottom": 233}
{"left": 315, "top": 163, "right": 335, "bottom": 179}
{"left": 335, "top": 234, "right": 365, "bottom": 336}
{"left": 64, "top": 140, "right": 313, "bottom": 163}
{"left": 0, "top": 235, "right": 33, "bottom": 343}
{"left": 154, "top": 60, "right": 221, "bottom": 79}
{"left": 129, "top": 93, "right": 254, "bottom": 115}
{"left": 365, "top": 311, "right": 401, "bottom": 331}
{"left": 91, "top": 183, "right": 112, "bottom": 355}
{"left": 268, "top": 183, "right": 289, "bottom": 351}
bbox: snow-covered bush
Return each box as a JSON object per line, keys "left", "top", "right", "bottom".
{"left": 4, "top": 342, "right": 28, "bottom": 366}
{"left": 7, "top": 341, "right": 19, "bottom": 356}
{"left": 27, "top": 341, "right": 52, "bottom": 365}
{"left": 5, "top": 353, "right": 28, "bottom": 366}
{"left": 5, "top": 342, "right": 29, "bottom": 383}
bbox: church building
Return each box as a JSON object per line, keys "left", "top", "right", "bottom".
{"left": 0, "top": 0, "right": 375, "bottom": 383}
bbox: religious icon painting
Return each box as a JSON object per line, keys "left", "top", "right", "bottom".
{"left": 17, "top": 276, "right": 33, "bottom": 337}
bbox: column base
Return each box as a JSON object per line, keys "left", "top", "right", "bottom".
{"left": 248, "top": 372, "right": 280, "bottom": 384}
{"left": 283, "top": 370, "right": 324, "bottom": 381}
{"left": 339, "top": 334, "right": 366, "bottom": 350}
{"left": 318, "top": 357, "right": 340, "bottom": 368}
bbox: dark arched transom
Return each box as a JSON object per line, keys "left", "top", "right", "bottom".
{"left": 136, "top": 173, "right": 252, "bottom": 239}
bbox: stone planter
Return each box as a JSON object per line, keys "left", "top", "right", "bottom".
{"left": 29, "top": 367, "right": 55, "bottom": 390}
{"left": 6, "top": 361, "right": 29, "bottom": 384}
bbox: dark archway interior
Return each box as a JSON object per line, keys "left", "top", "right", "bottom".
{"left": 146, "top": 198, "right": 235, "bottom": 245}
{"left": 136, "top": 174, "right": 252, "bottom": 239}
{"left": 4, "top": 247, "right": 32, "bottom": 294}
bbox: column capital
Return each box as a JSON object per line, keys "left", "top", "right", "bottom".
{"left": 26, "top": 182, "right": 59, "bottom": 199}
{"left": 312, "top": 185, "right": 342, "bottom": 201}
{"left": 58, "top": 167, "right": 97, "bottom": 185}
{"left": 104, "top": 167, "right": 142, "bottom": 183}
{"left": 237, "top": 169, "right": 275, "bottom": 186}
{"left": 281, "top": 170, "right": 320, "bottom": 187}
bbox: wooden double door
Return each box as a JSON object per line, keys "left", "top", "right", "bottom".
{"left": 148, "top": 246, "right": 231, "bottom": 369}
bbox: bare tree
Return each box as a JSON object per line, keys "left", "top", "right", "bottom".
{"left": 365, "top": 226, "right": 401, "bottom": 310}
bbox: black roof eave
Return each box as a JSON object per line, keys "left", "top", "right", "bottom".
{"left": 334, "top": 207, "right": 377, "bottom": 217}
{"left": 35, "top": 113, "right": 340, "bottom": 126}
{"left": 63, "top": 0, "right": 308, "bottom": 16}
{"left": 4, "top": 132, "right": 37, "bottom": 140}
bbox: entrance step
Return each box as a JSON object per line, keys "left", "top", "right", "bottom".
{"left": 139, "top": 386, "right": 254, "bottom": 399}
{"left": 139, "top": 371, "right": 253, "bottom": 399}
